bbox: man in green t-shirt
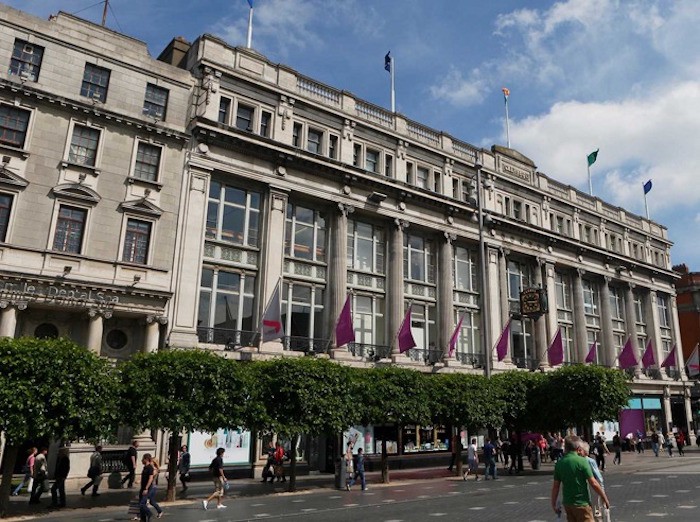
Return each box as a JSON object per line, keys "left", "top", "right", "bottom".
{"left": 551, "top": 435, "right": 609, "bottom": 521}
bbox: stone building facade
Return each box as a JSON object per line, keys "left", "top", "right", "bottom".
{"left": 0, "top": 5, "right": 192, "bottom": 474}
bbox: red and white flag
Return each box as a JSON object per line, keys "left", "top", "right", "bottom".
{"left": 686, "top": 344, "right": 700, "bottom": 378}
{"left": 261, "top": 281, "right": 284, "bottom": 342}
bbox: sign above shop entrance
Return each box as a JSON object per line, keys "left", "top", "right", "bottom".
{"left": 0, "top": 280, "right": 119, "bottom": 307}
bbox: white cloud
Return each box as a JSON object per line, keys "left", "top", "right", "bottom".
{"left": 429, "top": 66, "right": 488, "bottom": 107}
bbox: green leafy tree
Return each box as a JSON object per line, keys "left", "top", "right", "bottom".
{"left": 251, "top": 357, "right": 355, "bottom": 491}
{"left": 119, "top": 349, "right": 252, "bottom": 501}
{"left": 543, "top": 365, "right": 631, "bottom": 434}
{"left": 352, "top": 366, "right": 431, "bottom": 483}
{"left": 428, "top": 373, "right": 504, "bottom": 476}
{"left": 0, "top": 338, "right": 119, "bottom": 517}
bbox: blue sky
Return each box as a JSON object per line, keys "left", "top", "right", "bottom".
{"left": 10, "top": 0, "right": 700, "bottom": 270}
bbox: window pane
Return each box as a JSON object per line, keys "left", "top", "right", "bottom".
{"left": 214, "top": 293, "right": 238, "bottom": 328}
{"left": 294, "top": 224, "right": 313, "bottom": 259}
{"left": 68, "top": 125, "right": 99, "bottom": 166}
{"left": 247, "top": 210, "right": 259, "bottom": 247}
{"left": 0, "top": 194, "right": 13, "bottom": 242}
{"left": 0, "top": 105, "right": 30, "bottom": 149}
{"left": 218, "top": 271, "right": 240, "bottom": 292}
{"left": 143, "top": 84, "right": 169, "bottom": 119}
{"left": 201, "top": 268, "right": 214, "bottom": 288}
{"left": 10, "top": 39, "right": 44, "bottom": 82}
{"left": 197, "top": 290, "right": 211, "bottom": 327}
{"left": 224, "top": 186, "right": 246, "bottom": 205}
{"left": 53, "top": 206, "right": 86, "bottom": 253}
{"left": 122, "top": 218, "right": 151, "bottom": 264}
{"left": 236, "top": 105, "right": 254, "bottom": 131}
{"left": 221, "top": 205, "right": 245, "bottom": 244}
{"left": 134, "top": 142, "right": 161, "bottom": 181}
{"left": 205, "top": 202, "right": 219, "bottom": 239}
{"left": 80, "top": 64, "right": 110, "bottom": 101}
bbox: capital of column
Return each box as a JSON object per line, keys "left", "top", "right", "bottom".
{"left": 393, "top": 218, "right": 409, "bottom": 231}
{"left": 443, "top": 232, "right": 456, "bottom": 243}
{"left": 0, "top": 300, "right": 10, "bottom": 309}
{"left": 337, "top": 203, "right": 355, "bottom": 217}
{"left": 342, "top": 119, "right": 356, "bottom": 140}
{"left": 146, "top": 315, "right": 168, "bottom": 325}
{"left": 576, "top": 268, "right": 586, "bottom": 278}
{"left": 397, "top": 140, "right": 409, "bottom": 160}
{"left": 87, "top": 307, "right": 112, "bottom": 319}
{"left": 270, "top": 191, "right": 287, "bottom": 213}
{"left": 603, "top": 275, "right": 612, "bottom": 284}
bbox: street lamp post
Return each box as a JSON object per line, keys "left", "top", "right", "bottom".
{"left": 475, "top": 159, "right": 491, "bottom": 378}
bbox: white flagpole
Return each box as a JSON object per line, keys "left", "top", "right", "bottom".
{"left": 643, "top": 184, "right": 650, "bottom": 219}
{"left": 246, "top": 4, "right": 254, "bottom": 48}
{"left": 390, "top": 55, "right": 396, "bottom": 113}
{"left": 504, "top": 96, "right": 511, "bottom": 148}
{"left": 588, "top": 164, "right": 593, "bottom": 196}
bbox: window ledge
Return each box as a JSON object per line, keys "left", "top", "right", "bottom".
{"left": 0, "top": 143, "right": 30, "bottom": 160}
{"left": 60, "top": 161, "right": 100, "bottom": 176}
{"left": 127, "top": 177, "right": 163, "bottom": 192}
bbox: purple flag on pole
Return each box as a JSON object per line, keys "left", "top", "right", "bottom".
{"left": 585, "top": 338, "right": 597, "bottom": 364}
{"left": 641, "top": 339, "right": 655, "bottom": 368}
{"left": 495, "top": 320, "right": 511, "bottom": 362}
{"left": 335, "top": 295, "right": 355, "bottom": 348}
{"left": 618, "top": 337, "right": 638, "bottom": 369}
{"left": 548, "top": 328, "right": 564, "bottom": 367}
{"left": 448, "top": 314, "right": 464, "bottom": 358}
{"left": 398, "top": 305, "right": 416, "bottom": 353}
{"left": 661, "top": 345, "right": 677, "bottom": 368}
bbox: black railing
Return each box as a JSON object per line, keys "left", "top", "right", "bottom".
{"left": 665, "top": 368, "right": 682, "bottom": 380}
{"left": 197, "top": 327, "right": 259, "bottom": 349}
{"left": 512, "top": 356, "right": 539, "bottom": 370}
{"left": 101, "top": 450, "right": 128, "bottom": 473}
{"left": 455, "top": 352, "right": 485, "bottom": 368}
{"left": 407, "top": 348, "right": 444, "bottom": 366}
{"left": 282, "top": 336, "right": 330, "bottom": 355}
{"left": 644, "top": 368, "right": 663, "bottom": 380}
{"left": 348, "top": 342, "right": 391, "bottom": 360}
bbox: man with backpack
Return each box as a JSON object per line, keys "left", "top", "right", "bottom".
{"left": 121, "top": 440, "right": 139, "bottom": 489}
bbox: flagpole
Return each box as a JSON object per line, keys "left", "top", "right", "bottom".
{"left": 246, "top": 3, "right": 254, "bottom": 48}
{"left": 390, "top": 55, "right": 395, "bottom": 113}
{"left": 504, "top": 95, "right": 510, "bottom": 149}
{"left": 587, "top": 163, "right": 593, "bottom": 196}
{"left": 643, "top": 184, "right": 650, "bottom": 220}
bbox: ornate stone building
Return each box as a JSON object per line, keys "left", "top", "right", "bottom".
{"left": 0, "top": 5, "right": 192, "bottom": 472}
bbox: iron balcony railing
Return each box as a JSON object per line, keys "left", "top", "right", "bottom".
{"left": 348, "top": 342, "right": 391, "bottom": 361}
{"left": 455, "top": 352, "right": 485, "bottom": 368}
{"left": 407, "top": 348, "right": 444, "bottom": 366}
{"left": 282, "top": 336, "right": 330, "bottom": 355}
{"left": 512, "top": 356, "right": 540, "bottom": 371}
{"left": 196, "top": 327, "right": 259, "bottom": 350}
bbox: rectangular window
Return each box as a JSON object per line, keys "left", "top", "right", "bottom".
{"left": 80, "top": 64, "right": 111, "bottom": 102}
{"left": 307, "top": 128, "right": 322, "bottom": 154}
{"left": 292, "top": 122, "right": 302, "bottom": 147}
{"left": 205, "top": 181, "right": 261, "bottom": 247}
{"left": 433, "top": 171, "right": 441, "bottom": 193}
{"left": 143, "top": 84, "right": 169, "bottom": 120}
{"left": 0, "top": 105, "right": 31, "bottom": 149}
{"left": 68, "top": 124, "right": 100, "bottom": 166}
{"left": 328, "top": 135, "right": 338, "bottom": 159}
{"left": 353, "top": 294, "right": 386, "bottom": 347}
{"left": 365, "top": 149, "right": 379, "bottom": 173}
{"left": 384, "top": 154, "right": 393, "bottom": 177}
{"left": 0, "top": 193, "right": 12, "bottom": 242}
{"left": 282, "top": 282, "right": 325, "bottom": 342}
{"left": 198, "top": 268, "right": 257, "bottom": 335}
{"left": 133, "top": 142, "right": 162, "bottom": 182}
{"left": 53, "top": 205, "right": 87, "bottom": 253}
{"left": 347, "top": 220, "right": 385, "bottom": 274}
{"left": 236, "top": 104, "right": 254, "bottom": 131}
{"left": 454, "top": 246, "right": 477, "bottom": 292}
{"left": 403, "top": 234, "right": 434, "bottom": 283}
{"left": 10, "top": 39, "right": 44, "bottom": 82}
{"left": 260, "top": 111, "right": 272, "bottom": 137}
{"left": 285, "top": 203, "right": 327, "bottom": 262}
{"left": 416, "top": 167, "right": 429, "bottom": 189}
{"left": 122, "top": 218, "right": 151, "bottom": 264}
{"left": 512, "top": 200, "right": 522, "bottom": 220}
{"left": 353, "top": 143, "right": 361, "bottom": 167}
{"left": 406, "top": 162, "right": 414, "bottom": 184}
{"left": 218, "top": 97, "right": 232, "bottom": 124}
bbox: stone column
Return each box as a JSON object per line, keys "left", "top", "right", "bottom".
{"left": 486, "top": 246, "right": 502, "bottom": 368}
{"left": 329, "top": 203, "right": 352, "bottom": 352}
{"left": 144, "top": 316, "right": 161, "bottom": 353}
{"left": 645, "top": 290, "right": 665, "bottom": 379}
{"left": 439, "top": 233, "right": 455, "bottom": 363}
{"left": 389, "top": 219, "right": 408, "bottom": 356}
{"left": 544, "top": 263, "right": 558, "bottom": 350}
{"left": 86, "top": 309, "right": 105, "bottom": 355}
{"left": 599, "top": 277, "right": 616, "bottom": 367}
{"left": 533, "top": 259, "right": 547, "bottom": 368}
{"left": 572, "top": 269, "right": 588, "bottom": 363}
{"left": 0, "top": 301, "right": 18, "bottom": 337}
{"left": 624, "top": 284, "right": 642, "bottom": 376}
{"left": 662, "top": 386, "right": 673, "bottom": 433}
{"left": 260, "top": 189, "right": 288, "bottom": 352}
{"left": 669, "top": 295, "right": 686, "bottom": 376}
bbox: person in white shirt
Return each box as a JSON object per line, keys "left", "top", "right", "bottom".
{"left": 463, "top": 438, "right": 480, "bottom": 481}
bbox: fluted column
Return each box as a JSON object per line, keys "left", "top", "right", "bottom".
{"left": 329, "top": 204, "right": 353, "bottom": 348}
{"left": 0, "top": 301, "right": 18, "bottom": 338}
{"left": 624, "top": 284, "right": 642, "bottom": 376}
{"left": 544, "top": 263, "right": 558, "bottom": 352}
{"left": 389, "top": 219, "right": 408, "bottom": 355}
{"left": 599, "top": 277, "right": 615, "bottom": 367}
{"left": 572, "top": 269, "right": 588, "bottom": 363}
{"left": 144, "top": 316, "right": 164, "bottom": 353}
{"left": 486, "top": 246, "right": 501, "bottom": 370}
{"left": 663, "top": 386, "right": 673, "bottom": 433}
{"left": 439, "top": 233, "right": 455, "bottom": 363}
{"left": 533, "top": 259, "right": 547, "bottom": 368}
{"left": 497, "top": 249, "right": 511, "bottom": 364}
{"left": 645, "top": 290, "right": 665, "bottom": 379}
{"left": 669, "top": 295, "right": 686, "bottom": 376}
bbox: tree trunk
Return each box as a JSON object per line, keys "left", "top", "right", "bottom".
{"left": 165, "top": 432, "right": 179, "bottom": 502}
{"left": 287, "top": 434, "right": 298, "bottom": 492}
{"left": 381, "top": 438, "right": 389, "bottom": 483}
{"left": 0, "top": 444, "right": 19, "bottom": 519}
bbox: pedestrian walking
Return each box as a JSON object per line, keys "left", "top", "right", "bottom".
{"left": 636, "top": 430, "right": 645, "bottom": 454}
{"left": 665, "top": 432, "right": 674, "bottom": 457}
{"left": 463, "top": 437, "right": 480, "bottom": 481}
{"left": 261, "top": 441, "right": 275, "bottom": 483}
{"left": 28, "top": 447, "right": 48, "bottom": 504}
{"left": 551, "top": 435, "right": 609, "bottom": 522}
{"left": 137, "top": 453, "right": 159, "bottom": 521}
{"left": 651, "top": 431, "right": 660, "bottom": 457}
{"left": 447, "top": 433, "right": 461, "bottom": 472}
{"left": 577, "top": 441, "right": 605, "bottom": 519}
{"left": 344, "top": 435, "right": 357, "bottom": 490}
{"left": 273, "top": 441, "right": 287, "bottom": 482}
{"left": 177, "top": 444, "right": 191, "bottom": 491}
{"left": 355, "top": 448, "right": 367, "bottom": 491}
{"left": 592, "top": 436, "right": 608, "bottom": 472}
{"left": 501, "top": 438, "right": 511, "bottom": 470}
{"left": 122, "top": 440, "right": 139, "bottom": 488}
{"left": 12, "top": 447, "right": 37, "bottom": 496}
{"left": 508, "top": 434, "right": 520, "bottom": 474}
{"left": 80, "top": 445, "right": 104, "bottom": 496}
{"left": 202, "top": 447, "right": 227, "bottom": 510}
{"left": 484, "top": 438, "right": 497, "bottom": 480}
{"left": 50, "top": 447, "right": 70, "bottom": 508}
{"left": 612, "top": 432, "right": 622, "bottom": 465}
{"left": 676, "top": 432, "right": 686, "bottom": 456}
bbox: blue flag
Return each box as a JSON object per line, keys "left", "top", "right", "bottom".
{"left": 247, "top": 0, "right": 253, "bottom": 7}
{"left": 643, "top": 179, "right": 652, "bottom": 194}
{"left": 384, "top": 52, "right": 391, "bottom": 72}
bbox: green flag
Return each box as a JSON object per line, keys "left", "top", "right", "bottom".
{"left": 587, "top": 149, "right": 599, "bottom": 167}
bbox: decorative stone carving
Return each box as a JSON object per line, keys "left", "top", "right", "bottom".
{"left": 338, "top": 203, "right": 355, "bottom": 216}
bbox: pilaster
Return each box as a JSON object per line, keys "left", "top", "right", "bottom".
{"left": 0, "top": 300, "right": 19, "bottom": 338}
{"left": 533, "top": 258, "right": 547, "bottom": 368}
{"left": 86, "top": 308, "right": 110, "bottom": 355}
{"left": 329, "top": 204, "right": 353, "bottom": 349}
{"left": 624, "top": 283, "right": 642, "bottom": 376}
{"left": 389, "top": 219, "right": 408, "bottom": 355}
{"left": 599, "top": 277, "right": 616, "bottom": 367}
{"left": 439, "top": 233, "right": 455, "bottom": 363}
{"left": 572, "top": 269, "right": 588, "bottom": 362}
